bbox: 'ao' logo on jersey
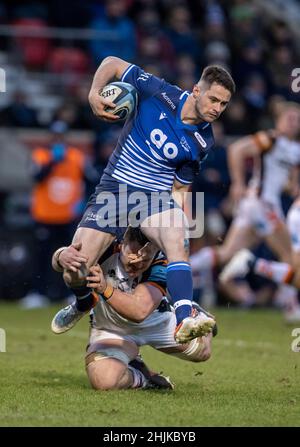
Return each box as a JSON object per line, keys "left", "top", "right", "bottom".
{"left": 149, "top": 128, "right": 179, "bottom": 160}
{"left": 194, "top": 132, "right": 207, "bottom": 148}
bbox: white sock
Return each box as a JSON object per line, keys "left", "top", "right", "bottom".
{"left": 190, "top": 247, "right": 216, "bottom": 273}
{"left": 254, "top": 258, "right": 294, "bottom": 284}
{"left": 279, "top": 284, "right": 299, "bottom": 312}
{"left": 127, "top": 366, "right": 148, "bottom": 389}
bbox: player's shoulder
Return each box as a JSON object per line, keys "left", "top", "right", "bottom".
{"left": 252, "top": 129, "right": 276, "bottom": 152}
{"left": 141, "top": 252, "right": 167, "bottom": 283}
{"left": 157, "top": 83, "right": 186, "bottom": 109}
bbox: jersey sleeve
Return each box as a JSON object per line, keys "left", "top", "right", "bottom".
{"left": 175, "top": 160, "right": 200, "bottom": 185}
{"left": 121, "top": 64, "right": 165, "bottom": 100}
{"left": 141, "top": 257, "right": 167, "bottom": 295}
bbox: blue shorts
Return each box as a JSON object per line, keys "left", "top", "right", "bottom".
{"left": 78, "top": 180, "right": 178, "bottom": 241}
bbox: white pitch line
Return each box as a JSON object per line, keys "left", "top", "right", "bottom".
{"left": 6, "top": 326, "right": 276, "bottom": 348}
{"left": 217, "top": 339, "right": 276, "bottom": 349}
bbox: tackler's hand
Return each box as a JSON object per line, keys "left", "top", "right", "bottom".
{"left": 58, "top": 243, "right": 89, "bottom": 273}
{"left": 86, "top": 264, "right": 107, "bottom": 294}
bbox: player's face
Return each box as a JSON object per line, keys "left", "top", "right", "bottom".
{"left": 277, "top": 108, "right": 300, "bottom": 139}
{"left": 194, "top": 82, "right": 231, "bottom": 122}
{"left": 120, "top": 242, "right": 155, "bottom": 278}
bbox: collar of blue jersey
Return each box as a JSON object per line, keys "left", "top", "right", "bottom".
{"left": 176, "top": 91, "right": 210, "bottom": 131}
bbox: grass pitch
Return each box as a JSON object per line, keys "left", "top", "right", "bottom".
{"left": 0, "top": 303, "right": 299, "bottom": 427}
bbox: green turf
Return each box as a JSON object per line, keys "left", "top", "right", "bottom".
{"left": 0, "top": 303, "right": 299, "bottom": 427}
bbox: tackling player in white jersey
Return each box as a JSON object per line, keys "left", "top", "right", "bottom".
{"left": 52, "top": 56, "right": 234, "bottom": 343}
{"left": 51, "top": 227, "right": 216, "bottom": 390}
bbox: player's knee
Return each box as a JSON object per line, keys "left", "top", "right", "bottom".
{"left": 86, "top": 352, "right": 129, "bottom": 390}
{"left": 90, "top": 373, "right": 121, "bottom": 390}
{"left": 87, "top": 361, "right": 124, "bottom": 391}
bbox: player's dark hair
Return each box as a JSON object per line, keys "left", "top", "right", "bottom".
{"left": 200, "top": 65, "right": 236, "bottom": 95}
{"left": 123, "top": 226, "right": 149, "bottom": 247}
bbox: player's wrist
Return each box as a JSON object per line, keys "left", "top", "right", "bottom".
{"left": 53, "top": 247, "right": 68, "bottom": 271}
{"left": 102, "top": 283, "right": 115, "bottom": 301}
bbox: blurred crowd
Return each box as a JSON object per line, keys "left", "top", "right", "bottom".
{"left": 0, "top": 0, "right": 299, "bottom": 131}
{"left": 0, "top": 0, "right": 299, "bottom": 309}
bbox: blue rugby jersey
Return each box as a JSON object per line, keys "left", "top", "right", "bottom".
{"left": 100, "top": 64, "right": 215, "bottom": 192}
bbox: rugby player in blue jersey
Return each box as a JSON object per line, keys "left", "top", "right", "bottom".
{"left": 51, "top": 56, "right": 235, "bottom": 343}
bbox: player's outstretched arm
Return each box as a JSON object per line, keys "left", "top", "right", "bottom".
{"left": 227, "top": 134, "right": 263, "bottom": 205}
{"left": 87, "top": 265, "right": 163, "bottom": 323}
{"left": 88, "top": 56, "right": 131, "bottom": 122}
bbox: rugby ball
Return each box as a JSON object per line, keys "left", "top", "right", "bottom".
{"left": 100, "top": 81, "right": 138, "bottom": 121}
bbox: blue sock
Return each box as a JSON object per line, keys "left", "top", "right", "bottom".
{"left": 167, "top": 262, "right": 192, "bottom": 325}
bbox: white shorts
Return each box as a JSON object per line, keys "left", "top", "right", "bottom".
{"left": 287, "top": 204, "right": 300, "bottom": 252}
{"left": 233, "top": 196, "right": 283, "bottom": 237}
{"left": 88, "top": 310, "right": 178, "bottom": 359}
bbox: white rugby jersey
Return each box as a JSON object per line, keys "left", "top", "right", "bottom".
{"left": 251, "top": 135, "right": 300, "bottom": 209}
{"left": 91, "top": 244, "right": 168, "bottom": 331}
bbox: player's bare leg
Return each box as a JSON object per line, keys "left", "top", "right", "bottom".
{"left": 142, "top": 208, "right": 215, "bottom": 343}
{"left": 86, "top": 339, "right": 173, "bottom": 390}
{"left": 159, "top": 333, "right": 213, "bottom": 362}
{"left": 264, "top": 222, "right": 293, "bottom": 264}
{"left": 51, "top": 228, "right": 115, "bottom": 334}
{"left": 63, "top": 227, "right": 115, "bottom": 286}
{"left": 216, "top": 222, "right": 259, "bottom": 265}
{"left": 191, "top": 221, "right": 259, "bottom": 278}
{"left": 220, "top": 222, "right": 294, "bottom": 284}
{"left": 86, "top": 339, "right": 139, "bottom": 390}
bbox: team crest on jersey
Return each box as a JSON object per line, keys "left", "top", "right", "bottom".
{"left": 180, "top": 137, "right": 191, "bottom": 152}
{"left": 194, "top": 132, "right": 207, "bottom": 148}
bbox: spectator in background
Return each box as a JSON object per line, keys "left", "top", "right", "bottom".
{"left": 52, "top": 101, "right": 78, "bottom": 129}
{"left": 166, "top": 5, "right": 202, "bottom": 63}
{"left": 222, "top": 95, "right": 252, "bottom": 135}
{"left": 228, "top": 2, "right": 259, "bottom": 55}
{"left": 202, "top": 0, "right": 227, "bottom": 44}
{"left": 89, "top": 0, "right": 136, "bottom": 67}
{"left": 20, "top": 121, "right": 87, "bottom": 308}
{"left": 268, "top": 45, "right": 296, "bottom": 99}
{"left": 204, "top": 41, "right": 231, "bottom": 70}
{"left": 0, "top": 90, "right": 38, "bottom": 128}
{"left": 71, "top": 84, "right": 101, "bottom": 130}
{"left": 242, "top": 73, "right": 268, "bottom": 129}
{"left": 136, "top": 8, "right": 176, "bottom": 78}
{"left": 232, "top": 40, "right": 271, "bottom": 91}
{"left": 264, "top": 19, "right": 294, "bottom": 50}
{"left": 174, "top": 53, "right": 198, "bottom": 90}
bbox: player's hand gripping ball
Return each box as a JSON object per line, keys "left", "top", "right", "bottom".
{"left": 100, "top": 82, "right": 138, "bottom": 121}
